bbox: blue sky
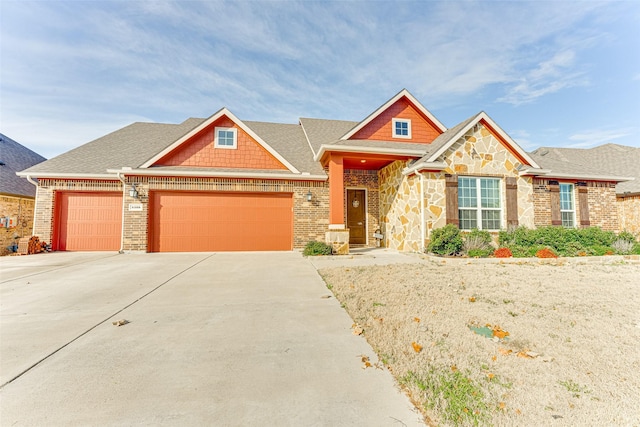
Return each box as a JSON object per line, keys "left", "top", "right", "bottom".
{"left": 1, "top": 1, "right": 639, "bottom": 160}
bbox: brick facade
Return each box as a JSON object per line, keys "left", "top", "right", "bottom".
{"left": 533, "top": 179, "right": 619, "bottom": 231}
{"left": 0, "top": 195, "right": 36, "bottom": 254}
{"left": 586, "top": 181, "right": 619, "bottom": 231}
{"left": 33, "top": 177, "right": 328, "bottom": 252}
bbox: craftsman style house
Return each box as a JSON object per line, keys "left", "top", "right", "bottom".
{"left": 18, "top": 90, "right": 635, "bottom": 253}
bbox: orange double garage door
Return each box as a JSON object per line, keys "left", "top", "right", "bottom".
{"left": 54, "top": 191, "right": 293, "bottom": 252}
{"left": 149, "top": 191, "right": 293, "bottom": 252}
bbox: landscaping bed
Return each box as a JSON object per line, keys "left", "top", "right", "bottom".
{"left": 319, "top": 260, "right": 640, "bottom": 426}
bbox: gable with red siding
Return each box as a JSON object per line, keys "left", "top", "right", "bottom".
{"left": 350, "top": 97, "right": 443, "bottom": 143}
{"left": 154, "top": 117, "right": 288, "bottom": 170}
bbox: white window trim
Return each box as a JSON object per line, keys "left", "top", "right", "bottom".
{"left": 559, "top": 183, "right": 576, "bottom": 228}
{"left": 392, "top": 118, "right": 411, "bottom": 139}
{"left": 214, "top": 127, "right": 238, "bottom": 149}
{"left": 458, "top": 176, "right": 503, "bottom": 231}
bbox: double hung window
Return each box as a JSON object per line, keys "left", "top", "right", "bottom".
{"left": 458, "top": 177, "right": 502, "bottom": 230}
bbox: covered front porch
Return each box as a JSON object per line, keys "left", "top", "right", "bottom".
{"left": 317, "top": 148, "right": 423, "bottom": 253}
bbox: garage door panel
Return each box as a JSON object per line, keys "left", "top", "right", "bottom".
{"left": 150, "top": 192, "right": 292, "bottom": 252}
{"left": 56, "top": 192, "right": 122, "bottom": 251}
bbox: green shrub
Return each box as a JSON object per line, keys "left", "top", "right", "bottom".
{"left": 499, "top": 226, "right": 617, "bottom": 257}
{"left": 577, "top": 227, "right": 616, "bottom": 247}
{"left": 467, "top": 248, "right": 493, "bottom": 258}
{"left": 427, "top": 224, "right": 463, "bottom": 256}
{"left": 633, "top": 244, "right": 640, "bottom": 255}
{"left": 462, "top": 228, "right": 493, "bottom": 257}
{"left": 467, "top": 228, "right": 492, "bottom": 244}
{"left": 617, "top": 231, "right": 637, "bottom": 244}
{"left": 303, "top": 241, "right": 333, "bottom": 256}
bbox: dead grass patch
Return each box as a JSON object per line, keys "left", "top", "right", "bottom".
{"left": 319, "top": 261, "right": 640, "bottom": 426}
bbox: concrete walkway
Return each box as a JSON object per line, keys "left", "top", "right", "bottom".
{"left": 0, "top": 251, "right": 424, "bottom": 426}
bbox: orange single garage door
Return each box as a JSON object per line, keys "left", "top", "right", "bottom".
{"left": 149, "top": 192, "right": 293, "bottom": 252}
{"left": 54, "top": 192, "right": 122, "bottom": 251}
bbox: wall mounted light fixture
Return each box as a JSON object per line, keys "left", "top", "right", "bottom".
{"left": 129, "top": 184, "right": 139, "bottom": 199}
{"left": 306, "top": 190, "right": 313, "bottom": 202}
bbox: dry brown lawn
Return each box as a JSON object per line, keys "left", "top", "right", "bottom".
{"left": 319, "top": 258, "right": 640, "bottom": 427}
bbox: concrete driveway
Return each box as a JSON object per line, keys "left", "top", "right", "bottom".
{"left": 0, "top": 252, "right": 424, "bottom": 426}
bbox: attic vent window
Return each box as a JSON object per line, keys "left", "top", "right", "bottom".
{"left": 215, "top": 127, "right": 237, "bottom": 149}
{"left": 392, "top": 118, "right": 411, "bottom": 139}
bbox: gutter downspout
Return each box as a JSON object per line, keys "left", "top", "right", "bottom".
{"left": 415, "top": 170, "right": 426, "bottom": 253}
{"left": 116, "top": 172, "right": 127, "bottom": 253}
{"left": 25, "top": 176, "right": 39, "bottom": 238}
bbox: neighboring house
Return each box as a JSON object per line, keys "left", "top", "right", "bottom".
{"left": 17, "top": 90, "right": 635, "bottom": 253}
{"left": 529, "top": 144, "right": 640, "bottom": 237}
{"left": 0, "top": 133, "right": 46, "bottom": 253}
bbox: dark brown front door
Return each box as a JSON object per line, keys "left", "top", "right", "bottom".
{"left": 347, "top": 189, "right": 366, "bottom": 244}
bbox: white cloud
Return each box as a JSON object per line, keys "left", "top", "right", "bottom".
{"left": 567, "top": 128, "right": 633, "bottom": 148}
{"left": 498, "top": 50, "right": 589, "bottom": 105}
{"left": 1, "top": 0, "right": 637, "bottom": 156}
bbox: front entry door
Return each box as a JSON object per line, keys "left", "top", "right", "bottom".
{"left": 347, "top": 189, "right": 366, "bottom": 244}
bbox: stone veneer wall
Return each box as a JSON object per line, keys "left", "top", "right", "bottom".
{"left": 33, "top": 177, "right": 328, "bottom": 252}
{"left": 438, "top": 124, "right": 534, "bottom": 232}
{"left": 617, "top": 195, "right": 640, "bottom": 238}
{"left": 379, "top": 160, "right": 422, "bottom": 252}
{"left": 0, "top": 195, "right": 36, "bottom": 253}
{"left": 533, "top": 179, "right": 619, "bottom": 231}
{"left": 344, "top": 169, "right": 380, "bottom": 247}
{"left": 378, "top": 123, "right": 536, "bottom": 252}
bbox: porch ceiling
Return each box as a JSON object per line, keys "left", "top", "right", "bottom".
{"left": 325, "top": 152, "right": 417, "bottom": 171}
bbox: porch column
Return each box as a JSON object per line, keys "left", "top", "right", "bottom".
{"left": 328, "top": 154, "right": 345, "bottom": 227}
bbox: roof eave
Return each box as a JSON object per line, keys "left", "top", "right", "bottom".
{"left": 524, "top": 170, "right": 635, "bottom": 182}
{"left": 402, "top": 161, "right": 447, "bottom": 175}
{"left": 107, "top": 168, "right": 328, "bottom": 181}
{"left": 426, "top": 112, "right": 541, "bottom": 169}
{"left": 16, "top": 172, "right": 118, "bottom": 180}
{"left": 314, "top": 144, "right": 426, "bottom": 162}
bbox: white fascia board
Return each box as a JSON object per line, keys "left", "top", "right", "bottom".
{"left": 426, "top": 112, "right": 541, "bottom": 170}
{"left": 313, "top": 144, "right": 426, "bottom": 162}
{"left": 299, "top": 119, "right": 317, "bottom": 157}
{"left": 528, "top": 171, "right": 634, "bottom": 182}
{"left": 402, "top": 161, "right": 447, "bottom": 176}
{"left": 518, "top": 168, "right": 551, "bottom": 176}
{"left": 340, "top": 89, "right": 447, "bottom": 140}
{"left": 139, "top": 108, "right": 300, "bottom": 174}
{"left": 16, "top": 172, "right": 117, "bottom": 179}
{"left": 107, "top": 168, "right": 327, "bottom": 181}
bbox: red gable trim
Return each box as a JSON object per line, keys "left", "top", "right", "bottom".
{"left": 154, "top": 117, "right": 288, "bottom": 170}
{"left": 140, "top": 108, "right": 299, "bottom": 173}
{"left": 341, "top": 89, "right": 446, "bottom": 141}
{"left": 350, "top": 97, "right": 443, "bottom": 143}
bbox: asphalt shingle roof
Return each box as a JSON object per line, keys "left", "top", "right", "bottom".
{"left": 22, "top": 119, "right": 205, "bottom": 175}
{"left": 415, "top": 113, "right": 481, "bottom": 163}
{"left": 243, "top": 120, "right": 325, "bottom": 175}
{"left": 529, "top": 144, "right": 640, "bottom": 194}
{"left": 0, "top": 133, "right": 46, "bottom": 197}
{"left": 298, "top": 118, "right": 358, "bottom": 154}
